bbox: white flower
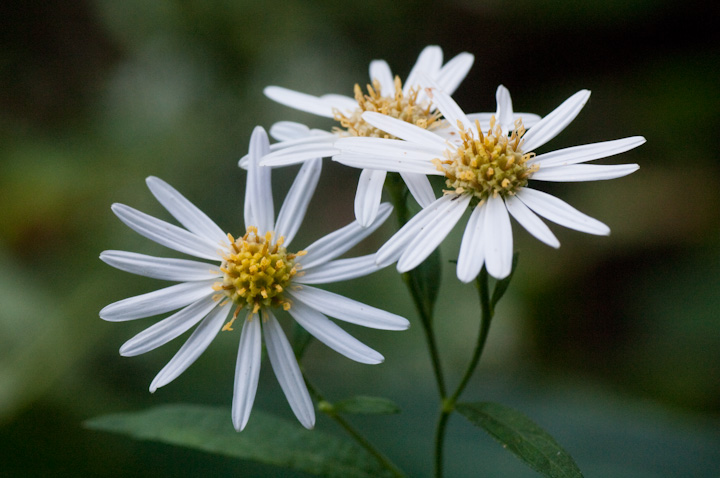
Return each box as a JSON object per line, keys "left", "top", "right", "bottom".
{"left": 254, "top": 46, "right": 537, "bottom": 228}
{"left": 263, "top": 45, "right": 475, "bottom": 138}
{"left": 333, "top": 84, "right": 645, "bottom": 282}
{"left": 100, "top": 126, "right": 408, "bottom": 431}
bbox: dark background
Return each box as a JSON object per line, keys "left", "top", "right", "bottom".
{"left": 1, "top": 0, "right": 718, "bottom": 476}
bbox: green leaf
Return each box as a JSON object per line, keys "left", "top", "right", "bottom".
{"left": 403, "top": 246, "right": 442, "bottom": 320}
{"left": 85, "top": 404, "right": 395, "bottom": 478}
{"left": 456, "top": 401, "right": 583, "bottom": 478}
{"left": 490, "top": 253, "right": 519, "bottom": 311}
{"left": 333, "top": 396, "right": 400, "bottom": 415}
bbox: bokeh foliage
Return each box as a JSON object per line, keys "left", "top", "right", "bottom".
{"left": 1, "top": 0, "right": 718, "bottom": 476}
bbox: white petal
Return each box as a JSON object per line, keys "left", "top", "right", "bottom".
{"left": 465, "top": 112, "right": 494, "bottom": 124}
{"left": 360, "top": 112, "right": 449, "bottom": 151}
{"left": 269, "top": 121, "right": 311, "bottom": 141}
{"left": 245, "top": 126, "right": 275, "bottom": 234}
{"left": 296, "top": 255, "right": 380, "bottom": 284}
{"left": 335, "top": 136, "right": 445, "bottom": 161}
{"left": 241, "top": 128, "right": 335, "bottom": 168}
{"left": 518, "top": 188, "right": 610, "bottom": 235}
{"left": 428, "top": 120, "right": 459, "bottom": 140}
{"left": 320, "top": 94, "right": 358, "bottom": 113}
{"left": 398, "top": 194, "right": 470, "bottom": 272}
{"left": 369, "top": 60, "right": 395, "bottom": 96}
{"left": 288, "top": 301, "right": 384, "bottom": 364}
{"left": 334, "top": 153, "right": 442, "bottom": 176}
{"left": 354, "top": 169, "right": 386, "bottom": 227}
{"left": 482, "top": 196, "right": 513, "bottom": 280}
{"left": 269, "top": 129, "right": 336, "bottom": 148}
{"left": 532, "top": 163, "right": 639, "bottom": 182}
{"left": 301, "top": 203, "right": 392, "bottom": 269}
{"left": 530, "top": 136, "right": 646, "bottom": 168}
{"left": 405, "top": 45, "right": 443, "bottom": 93}
{"left": 119, "top": 295, "right": 218, "bottom": 357}
{"left": 521, "top": 90, "right": 591, "bottom": 152}
{"left": 263, "top": 311, "right": 315, "bottom": 429}
{"left": 146, "top": 177, "right": 227, "bottom": 244}
{"left": 100, "top": 280, "right": 216, "bottom": 322}
{"left": 264, "top": 86, "right": 334, "bottom": 118}
{"left": 232, "top": 313, "right": 262, "bottom": 431}
{"left": 504, "top": 195, "right": 560, "bottom": 248}
{"left": 261, "top": 143, "right": 340, "bottom": 167}
{"left": 518, "top": 113, "right": 542, "bottom": 128}
{"left": 465, "top": 113, "right": 542, "bottom": 133}
{"left": 434, "top": 52, "right": 474, "bottom": 96}
{"left": 100, "top": 250, "right": 220, "bottom": 281}
{"left": 149, "top": 302, "right": 230, "bottom": 392}
{"left": 495, "top": 85, "right": 515, "bottom": 133}
{"left": 421, "top": 80, "right": 473, "bottom": 133}
{"left": 401, "top": 172, "right": 436, "bottom": 207}
{"left": 376, "top": 194, "right": 462, "bottom": 267}
{"left": 288, "top": 286, "right": 409, "bottom": 330}
{"left": 111, "top": 204, "right": 221, "bottom": 261}
{"left": 275, "top": 158, "right": 322, "bottom": 244}
{"left": 457, "top": 205, "right": 487, "bottom": 283}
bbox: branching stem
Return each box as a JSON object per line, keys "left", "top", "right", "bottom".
{"left": 386, "top": 175, "right": 447, "bottom": 398}
{"left": 434, "top": 266, "right": 497, "bottom": 478}
{"left": 304, "top": 377, "right": 405, "bottom": 477}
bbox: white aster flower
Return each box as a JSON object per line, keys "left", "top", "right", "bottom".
{"left": 100, "top": 126, "right": 408, "bottom": 431}
{"left": 333, "top": 84, "right": 645, "bottom": 282}
{"left": 263, "top": 44, "right": 475, "bottom": 144}
{"left": 255, "top": 46, "right": 537, "bottom": 228}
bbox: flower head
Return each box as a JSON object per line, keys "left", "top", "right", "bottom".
{"left": 100, "top": 126, "right": 408, "bottom": 431}
{"left": 334, "top": 84, "right": 644, "bottom": 281}
{"left": 264, "top": 45, "right": 473, "bottom": 140}
{"left": 255, "top": 46, "right": 526, "bottom": 228}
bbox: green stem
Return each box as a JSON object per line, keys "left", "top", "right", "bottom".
{"left": 433, "top": 399, "right": 453, "bottom": 477}
{"left": 305, "top": 378, "right": 405, "bottom": 477}
{"left": 385, "top": 173, "right": 412, "bottom": 225}
{"left": 386, "top": 174, "right": 447, "bottom": 398}
{"left": 433, "top": 267, "right": 495, "bottom": 478}
{"left": 328, "top": 411, "right": 405, "bottom": 478}
{"left": 450, "top": 266, "right": 493, "bottom": 402}
{"left": 402, "top": 270, "right": 447, "bottom": 397}
{"left": 385, "top": 175, "right": 515, "bottom": 478}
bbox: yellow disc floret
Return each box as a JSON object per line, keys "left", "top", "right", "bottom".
{"left": 333, "top": 76, "right": 441, "bottom": 138}
{"left": 434, "top": 117, "right": 539, "bottom": 202}
{"left": 213, "top": 227, "right": 304, "bottom": 330}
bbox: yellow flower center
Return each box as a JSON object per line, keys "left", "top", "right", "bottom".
{"left": 333, "top": 76, "right": 441, "bottom": 138}
{"left": 213, "top": 226, "right": 304, "bottom": 330}
{"left": 433, "top": 117, "right": 538, "bottom": 202}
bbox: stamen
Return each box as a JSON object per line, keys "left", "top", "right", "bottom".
{"left": 222, "top": 306, "right": 243, "bottom": 331}
{"left": 333, "top": 76, "right": 441, "bottom": 138}
{"left": 217, "top": 226, "right": 300, "bottom": 326}
{"left": 436, "top": 117, "right": 537, "bottom": 201}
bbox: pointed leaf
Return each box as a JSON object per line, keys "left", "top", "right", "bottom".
{"left": 333, "top": 396, "right": 401, "bottom": 415}
{"left": 456, "top": 402, "right": 583, "bottom": 478}
{"left": 85, "top": 404, "right": 396, "bottom": 478}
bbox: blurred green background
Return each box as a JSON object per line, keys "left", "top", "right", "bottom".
{"left": 1, "top": 0, "right": 719, "bottom": 476}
